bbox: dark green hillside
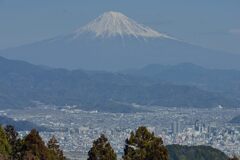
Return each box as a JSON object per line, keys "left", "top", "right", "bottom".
{"left": 167, "top": 145, "right": 229, "bottom": 160}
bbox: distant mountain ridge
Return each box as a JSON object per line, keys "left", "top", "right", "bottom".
{"left": 0, "top": 116, "right": 48, "bottom": 131}
{"left": 0, "top": 56, "right": 239, "bottom": 112}
{"left": 230, "top": 115, "right": 240, "bottom": 124}
{"left": 1, "top": 11, "right": 240, "bottom": 71}
{"left": 123, "top": 63, "right": 240, "bottom": 100}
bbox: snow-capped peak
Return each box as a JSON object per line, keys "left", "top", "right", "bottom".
{"left": 75, "top": 11, "right": 173, "bottom": 39}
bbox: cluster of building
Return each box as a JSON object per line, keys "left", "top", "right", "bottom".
{"left": 3, "top": 105, "right": 240, "bottom": 159}
{"left": 161, "top": 120, "right": 240, "bottom": 156}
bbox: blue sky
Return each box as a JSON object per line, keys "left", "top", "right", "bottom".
{"left": 0, "top": 0, "right": 240, "bottom": 53}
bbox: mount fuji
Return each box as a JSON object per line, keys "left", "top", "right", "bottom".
{"left": 1, "top": 11, "right": 240, "bottom": 71}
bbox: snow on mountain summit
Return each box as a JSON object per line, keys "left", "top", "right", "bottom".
{"left": 75, "top": 11, "right": 172, "bottom": 39}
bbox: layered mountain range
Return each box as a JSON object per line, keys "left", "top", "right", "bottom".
{"left": 1, "top": 11, "right": 240, "bottom": 71}
{"left": 0, "top": 11, "right": 240, "bottom": 112}
{"left": 0, "top": 56, "right": 240, "bottom": 113}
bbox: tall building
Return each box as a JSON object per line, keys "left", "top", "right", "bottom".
{"left": 172, "top": 120, "right": 182, "bottom": 135}
{"left": 195, "top": 120, "right": 200, "bottom": 132}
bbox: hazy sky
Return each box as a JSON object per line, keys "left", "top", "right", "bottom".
{"left": 0, "top": 0, "right": 240, "bottom": 54}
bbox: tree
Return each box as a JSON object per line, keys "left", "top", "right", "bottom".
{"left": 47, "top": 136, "right": 66, "bottom": 160}
{"left": 0, "top": 126, "right": 11, "bottom": 159}
{"left": 4, "top": 125, "right": 18, "bottom": 147}
{"left": 1, "top": 125, "right": 67, "bottom": 160}
{"left": 4, "top": 125, "right": 23, "bottom": 160}
{"left": 87, "top": 134, "right": 117, "bottom": 160}
{"left": 123, "top": 126, "right": 168, "bottom": 160}
{"left": 22, "top": 129, "right": 50, "bottom": 160}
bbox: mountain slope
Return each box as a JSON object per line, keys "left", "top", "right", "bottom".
{"left": 0, "top": 56, "right": 239, "bottom": 112}
{"left": 0, "top": 116, "right": 49, "bottom": 131}
{"left": 167, "top": 145, "right": 229, "bottom": 160}
{"left": 229, "top": 115, "right": 240, "bottom": 124}
{"left": 1, "top": 11, "right": 240, "bottom": 71}
{"left": 78, "top": 11, "right": 171, "bottom": 39}
{"left": 123, "top": 63, "right": 240, "bottom": 99}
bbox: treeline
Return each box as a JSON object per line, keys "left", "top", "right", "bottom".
{"left": 0, "top": 125, "right": 239, "bottom": 160}
{"left": 0, "top": 125, "right": 65, "bottom": 160}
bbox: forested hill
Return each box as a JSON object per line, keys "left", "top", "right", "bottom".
{"left": 0, "top": 56, "right": 239, "bottom": 113}
{"left": 167, "top": 145, "right": 229, "bottom": 160}
{"left": 123, "top": 63, "right": 240, "bottom": 100}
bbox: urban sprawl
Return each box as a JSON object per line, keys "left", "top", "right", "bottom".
{"left": 1, "top": 105, "right": 239, "bottom": 159}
